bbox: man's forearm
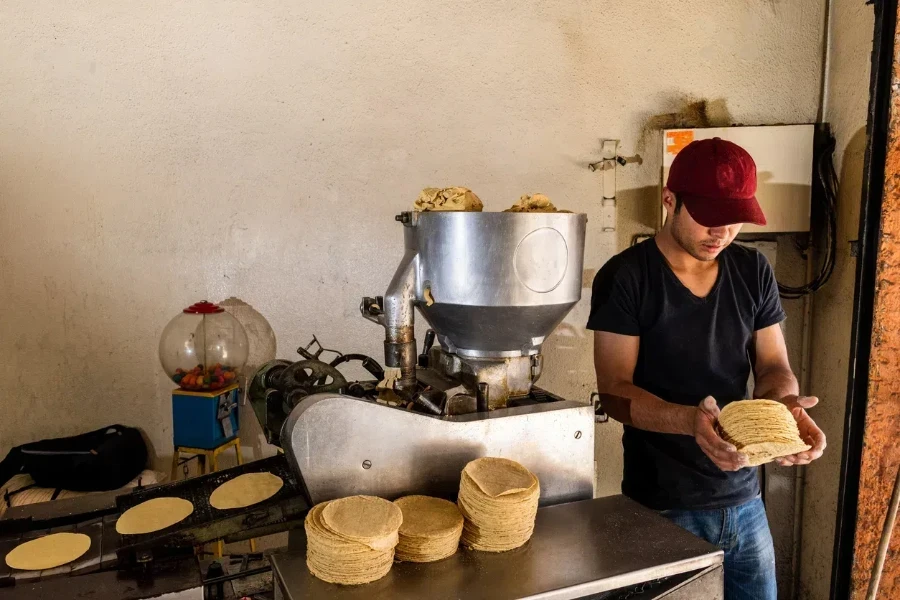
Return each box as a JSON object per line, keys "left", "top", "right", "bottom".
{"left": 598, "top": 381, "right": 695, "bottom": 435}
{"left": 753, "top": 367, "right": 799, "bottom": 403}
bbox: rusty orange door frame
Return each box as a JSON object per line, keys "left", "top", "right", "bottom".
{"left": 831, "top": 0, "right": 900, "bottom": 598}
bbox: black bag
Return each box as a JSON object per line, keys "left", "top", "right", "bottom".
{"left": 0, "top": 425, "right": 147, "bottom": 492}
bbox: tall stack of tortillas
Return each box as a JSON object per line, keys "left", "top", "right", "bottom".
{"left": 305, "top": 495, "right": 402, "bottom": 585}
{"left": 457, "top": 457, "right": 540, "bottom": 552}
{"left": 717, "top": 399, "right": 811, "bottom": 467}
{"left": 393, "top": 495, "right": 463, "bottom": 562}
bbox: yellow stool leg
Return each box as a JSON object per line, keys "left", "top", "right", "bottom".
{"left": 171, "top": 449, "right": 181, "bottom": 482}
{"left": 231, "top": 438, "right": 257, "bottom": 552}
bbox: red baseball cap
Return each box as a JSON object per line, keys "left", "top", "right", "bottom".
{"left": 666, "top": 137, "right": 766, "bottom": 227}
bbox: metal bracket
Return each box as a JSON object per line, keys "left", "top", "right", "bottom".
{"left": 591, "top": 392, "right": 609, "bottom": 424}
{"left": 589, "top": 139, "right": 626, "bottom": 233}
{"left": 297, "top": 335, "right": 344, "bottom": 362}
{"left": 360, "top": 296, "right": 385, "bottom": 325}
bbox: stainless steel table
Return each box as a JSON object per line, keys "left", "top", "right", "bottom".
{"left": 271, "top": 495, "right": 725, "bottom": 599}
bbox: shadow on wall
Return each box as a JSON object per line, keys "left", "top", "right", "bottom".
{"left": 0, "top": 198, "right": 165, "bottom": 466}
{"left": 218, "top": 297, "right": 279, "bottom": 466}
{"left": 615, "top": 185, "right": 663, "bottom": 250}
{"left": 542, "top": 320, "right": 625, "bottom": 498}
{"left": 618, "top": 96, "right": 735, "bottom": 250}
{"left": 636, "top": 96, "right": 734, "bottom": 154}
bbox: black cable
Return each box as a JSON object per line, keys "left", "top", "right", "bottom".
{"left": 778, "top": 132, "right": 839, "bottom": 299}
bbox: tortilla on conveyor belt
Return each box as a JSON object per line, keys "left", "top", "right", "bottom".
{"left": 210, "top": 472, "right": 284, "bottom": 510}
{"left": 503, "top": 193, "right": 570, "bottom": 213}
{"left": 305, "top": 496, "right": 401, "bottom": 585}
{"left": 457, "top": 457, "right": 540, "bottom": 552}
{"left": 716, "top": 399, "right": 812, "bottom": 467}
{"left": 115, "top": 497, "right": 194, "bottom": 535}
{"left": 414, "top": 187, "right": 483, "bottom": 212}
{"left": 5, "top": 532, "right": 92, "bottom": 571}
{"left": 393, "top": 495, "right": 464, "bottom": 562}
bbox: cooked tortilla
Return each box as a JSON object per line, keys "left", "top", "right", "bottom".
{"left": 464, "top": 457, "right": 538, "bottom": 498}
{"left": 115, "top": 497, "right": 194, "bottom": 535}
{"left": 321, "top": 495, "right": 403, "bottom": 551}
{"left": 5, "top": 532, "right": 91, "bottom": 571}
{"left": 210, "top": 472, "right": 284, "bottom": 510}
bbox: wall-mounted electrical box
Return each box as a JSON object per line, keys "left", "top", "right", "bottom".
{"left": 661, "top": 124, "right": 815, "bottom": 233}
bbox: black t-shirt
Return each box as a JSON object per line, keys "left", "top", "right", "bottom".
{"left": 587, "top": 238, "right": 786, "bottom": 510}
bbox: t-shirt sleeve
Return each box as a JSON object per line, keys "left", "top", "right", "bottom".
{"left": 586, "top": 256, "right": 641, "bottom": 336}
{"left": 755, "top": 254, "right": 786, "bottom": 330}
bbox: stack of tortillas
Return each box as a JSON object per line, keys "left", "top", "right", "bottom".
{"left": 457, "top": 457, "right": 540, "bottom": 552}
{"left": 305, "top": 495, "right": 402, "bottom": 585}
{"left": 717, "top": 399, "right": 812, "bottom": 467}
{"left": 393, "top": 495, "right": 463, "bottom": 562}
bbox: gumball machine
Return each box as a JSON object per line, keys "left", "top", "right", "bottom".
{"left": 160, "top": 301, "right": 250, "bottom": 451}
{"left": 159, "top": 301, "right": 249, "bottom": 391}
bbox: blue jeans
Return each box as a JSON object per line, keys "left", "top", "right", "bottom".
{"left": 660, "top": 496, "right": 776, "bottom": 600}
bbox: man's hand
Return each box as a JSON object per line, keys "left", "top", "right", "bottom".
{"left": 694, "top": 397, "right": 748, "bottom": 471}
{"left": 775, "top": 395, "right": 827, "bottom": 466}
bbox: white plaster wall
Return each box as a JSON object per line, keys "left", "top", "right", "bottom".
{"left": 800, "top": 2, "right": 873, "bottom": 598}
{"left": 0, "top": 1, "right": 825, "bottom": 496}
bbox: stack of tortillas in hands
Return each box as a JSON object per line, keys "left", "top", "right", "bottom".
{"left": 393, "top": 495, "right": 464, "bottom": 562}
{"left": 305, "top": 495, "right": 402, "bottom": 585}
{"left": 457, "top": 457, "right": 540, "bottom": 552}
{"left": 717, "top": 399, "right": 812, "bottom": 467}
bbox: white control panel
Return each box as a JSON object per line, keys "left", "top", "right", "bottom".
{"left": 661, "top": 125, "right": 815, "bottom": 233}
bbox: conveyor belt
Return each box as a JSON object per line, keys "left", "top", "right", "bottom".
{"left": 0, "top": 454, "right": 310, "bottom": 584}
{"left": 0, "top": 517, "right": 107, "bottom": 586}
{"left": 115, "top": 454, "right": 309, "bottom": 563}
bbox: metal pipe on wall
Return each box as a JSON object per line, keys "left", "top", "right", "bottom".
{"left": 790, "top": 243, "right": 816, "bottom": 600}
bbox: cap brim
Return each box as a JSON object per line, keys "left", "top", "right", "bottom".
{"left": 680, "top": 195, "right": 767, "bottom": 228}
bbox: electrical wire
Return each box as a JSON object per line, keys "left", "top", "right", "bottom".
{"left": 777, "top": 133, "right": 839, "bottom": 299}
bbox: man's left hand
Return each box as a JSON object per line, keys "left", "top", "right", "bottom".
{"left": 775, "top": 395, "right": 826, "bottom": 466}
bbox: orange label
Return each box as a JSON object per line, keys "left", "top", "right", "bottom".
{"left": 665, "top": 130, "right": 694, "bottom": 156}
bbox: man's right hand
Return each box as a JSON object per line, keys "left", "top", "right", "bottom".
{"left": 693, "top": 396, "right": 748, "bottom": 471}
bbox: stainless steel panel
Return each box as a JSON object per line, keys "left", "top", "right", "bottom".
{"left": 270, "top": 495, "right": 724, "bottom": 600}
{"left": 283, "top": 394, "right": 594, "bottom": 505}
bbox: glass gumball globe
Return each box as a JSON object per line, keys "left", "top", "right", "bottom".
{"left": 159, "top": 301, "right": 249, "bottom": 391}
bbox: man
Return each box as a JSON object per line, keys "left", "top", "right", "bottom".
{"left": 588, "top": 138, "right": 826, "bottom": 600}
